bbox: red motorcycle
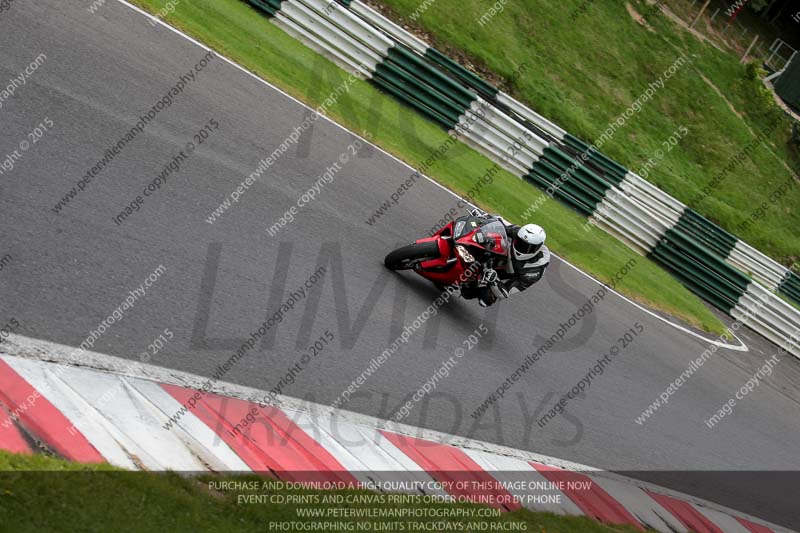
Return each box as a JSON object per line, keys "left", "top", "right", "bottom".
{"left": 384, "top": 209, "right": 510, "bottom": 291}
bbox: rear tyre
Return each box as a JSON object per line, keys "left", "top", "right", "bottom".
{"left": 384, "top": 241, "right": 440, "bottom": 271}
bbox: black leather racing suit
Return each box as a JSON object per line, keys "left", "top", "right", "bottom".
{"left": 461, "top": 222, "right": 550, "bottom": 307}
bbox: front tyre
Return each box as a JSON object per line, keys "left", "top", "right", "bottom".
{"left": 384, "top": 241, "right": 440, "bottom": 271}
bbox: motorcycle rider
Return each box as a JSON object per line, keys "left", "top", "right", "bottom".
{"left": 461, "top": 219, "right": 550, "bottom": 307}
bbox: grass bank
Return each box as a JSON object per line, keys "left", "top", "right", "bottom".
{"left": 0, "top": 451, "right": 648, "bottom": 532}
{"left": 374, "top": 0, "right": 799, "bottom": 267}
{"left": 130, "top": 0, "right": 726, "bottom": 333}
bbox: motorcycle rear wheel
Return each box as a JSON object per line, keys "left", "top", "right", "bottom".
{"left": 384, "top": 241, "right": 440, "bottom": 271}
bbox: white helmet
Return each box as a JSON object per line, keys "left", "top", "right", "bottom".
{"left": 513, "top": 224, "right": 546, "bottom": 260}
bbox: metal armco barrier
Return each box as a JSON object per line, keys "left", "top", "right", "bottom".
{"left": 240, "top": 0, "right": 800, "bottom": 357}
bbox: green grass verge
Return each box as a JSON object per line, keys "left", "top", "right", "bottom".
{"left": 375, "top": 0, "right": 799, "bottom": 267}
{"left": 0, "top": 451, "right": 649, "bottom": 532}
{"left": 129, "top": 0, "right": 726, "bottom": 334}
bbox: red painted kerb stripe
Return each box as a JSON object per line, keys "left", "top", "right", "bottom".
{"left": 531, "top": 462, "right": 643, "bottom": 529}
{"left": 736, "top": 516, "right": 774, "bottom": 533}
{"left": 0, "top": 359, "right": 103, "bottom": 462}
{"left": 646, "top": 490, "right": 723, "bottom": 533}
{"left": 161, "top": 384, "right": 357, "bottom": 486}
{"left": 381, "top": 431, "right": 521, "bottom": 511}
{"left": 0, "top": 401, "right": 33, "bottom": 454}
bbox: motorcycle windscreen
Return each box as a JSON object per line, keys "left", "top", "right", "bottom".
{"left": 457, "top": 220, "right": 509, "bottom": 256}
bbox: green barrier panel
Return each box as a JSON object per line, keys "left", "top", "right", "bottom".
{"left": 380, "top": 58, "right": 466, "bottom": 120}
{"left": 649, "top": 227, "right": 750, "bottom": 312}
{"left": 779, "top": 270, "right": 800, "bottom": 305}
{"left": 372, "top": 58, "right": 465, "bottom": 129}
{"left": 525, "top": 154, "right": 606, "bottom": 216}
{"left": 648, "top": 248, "right": 731, "bottom": 311}
{"left": 539, "top": 161, "right": 610, "bottom": 205}
{"left": 387, "top": 46, "right": 477, "bottom": 110}
{"left": 370, "top": 45, "right": 477, "bottom": 131}
{"left": 524, "top": 171, "right": 597, "bottom": 213}
{"left": 649, "top": 246, "right": 741, "bottom": 311}
{"left": 649, "top": 243, "right": 737, "bottom": 312}
{"left": 672, "top": 227, "right": 750, "bottom": 293}
{"left": 542, "top": 145, "right": 618, "bottom": 192}
{"left": 785, "top": 270, "right": 800, "bottom": 293}
{"left": 676, "top": 209, "right": 738, "bottom": 260}
{"left": 584, "top": 152, "right": 627, "bottom": 186}
{"left": 424, "top": 48, "right": 499, "bottom": 100}
{"left": 780, "top": 285, "right": 800, "bottom": 306}
{"left": 563, "top": 134, "right": 628, "bottom": 186}
{"left": 246, "top": 0, "right": 283, "bottom": 16}
{"left": 526, "top": 162, "right": 601, "bottom": 215}
{"left": 370, "top": 70, "right": 456, "bottom": 129}
{"left": 525, "top": 167, "right": 601, "bottom": 216}
{"left": 524, "top": 174, "right": 596, "bottom": 217}
{"left": 540, "top": 147, "right": 617, "bottom": 197}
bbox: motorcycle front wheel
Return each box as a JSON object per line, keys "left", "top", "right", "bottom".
{"left": 384, "top": 241, "right": 440, "bottom": 270}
